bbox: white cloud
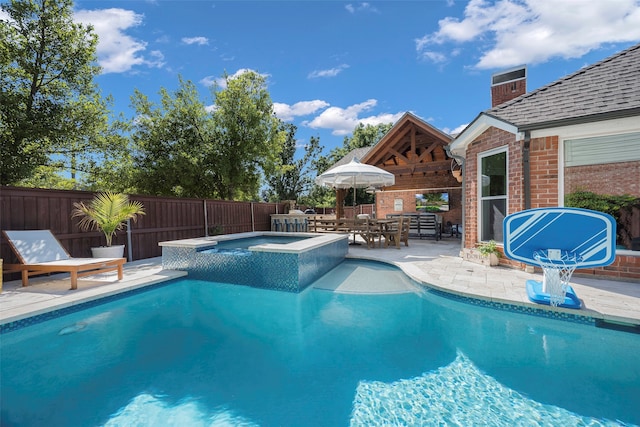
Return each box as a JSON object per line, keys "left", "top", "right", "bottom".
{"left": 199, "top": 68, "right": 268, "bottom": 89}
{"left": 304, "top": 99, "right": 403, "bottom": 136}
{"left": 345, "top": 2, "right": 379, "bottom": 14}
{"left": 75, "top": 8, "right": 165, "bottom": 73}
{"left": 443, "top": 123, "right": 470, "bottom": 136}
{"left": 182, "top": 36, "right": 209, "bottom": 46}
{"left": 420, "top": 51, "right": 448, "bottom": 64}
{"left": 416, "top": 0, "right": 640, "bottom": 69}
{"left": 273, "top": 100, "right": 331, "bottom": 121}
{"left": 308, "top": 64, "right": 350, "bottom": 79}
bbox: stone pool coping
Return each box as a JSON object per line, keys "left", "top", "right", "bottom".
{"left": 158, "top": 231, "right": 348, "bottom": 253}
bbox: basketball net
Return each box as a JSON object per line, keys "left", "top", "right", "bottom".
{"left": 533, "top": 250, "right": 583, "bottom": 307}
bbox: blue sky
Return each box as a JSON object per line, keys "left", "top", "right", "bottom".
{"left": 68, "top": 0, "right": 640, "bottom": 155}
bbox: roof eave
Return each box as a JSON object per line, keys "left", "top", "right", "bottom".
{"left": 447, "top": 113, "right": 518, "bottom": 158}
{"left": 518, "top": 107, "right": 640, "bottom": 132}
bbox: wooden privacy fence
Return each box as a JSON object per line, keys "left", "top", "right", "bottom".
{"left": 0, "top": 187, "right": 287, "bottom": 268}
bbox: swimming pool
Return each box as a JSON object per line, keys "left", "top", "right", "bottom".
{"left": 1, "top": 260, "right": 639, "bottom": 426}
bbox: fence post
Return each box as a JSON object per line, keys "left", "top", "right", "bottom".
{"left": 251, "top": 202, "right": 255, "bottom": 232}
{"left": 204, "top": 199, "right": 209, "bottom": 236}
{"left": 126, "top": 219, "right": 133, "bottom": 262}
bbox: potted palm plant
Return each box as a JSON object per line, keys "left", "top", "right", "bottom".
{"left": 72, "top": 192, "right": 145, "bottom": 258}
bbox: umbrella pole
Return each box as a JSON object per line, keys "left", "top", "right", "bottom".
{"left": 350, "top": 177, "right": 362, "bottom": 246}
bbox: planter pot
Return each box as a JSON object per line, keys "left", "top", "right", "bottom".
{"left": 91, "top": 245, "right": 125, "bottom": 258}
{"left": 462, "top": 248, "right": 500, "bottom": 266}
{"left": 488, "top": 253, "right": 499, "bottom": 266}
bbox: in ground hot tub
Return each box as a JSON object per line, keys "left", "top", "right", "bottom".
{"left": 160, "top": 232, "right": 348, "bottom": 292}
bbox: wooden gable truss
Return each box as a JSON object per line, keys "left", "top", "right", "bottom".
{"left": 362, "top": 113, "right": 453, "bottom": 190}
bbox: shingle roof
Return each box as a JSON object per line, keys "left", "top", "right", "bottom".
{"left": 488, "top": 43, "right": 640, "bottom": 129}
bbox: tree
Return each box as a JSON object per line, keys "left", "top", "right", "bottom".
{"left": 0, "top": 0, "right": 104, "bottom": 185}
{"left": 81, "top": 112, "right": 139, "bottom": 193}
{"left": 126, "top": 72, "right": 285, "bottom": 200}
{"left": 263, "top": 123, "right": 323, "bottom": 202}
{"left": 129, "top": 77, "right": 218, "bottom": 198}
{"left": 210, "top": 71, "right": 285, "bottom": 200}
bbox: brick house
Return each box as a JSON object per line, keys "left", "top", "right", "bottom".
{"left": 448, "top": 43, "right": 640, "bottom": 280}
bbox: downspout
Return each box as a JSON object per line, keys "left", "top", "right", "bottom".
{"left": 446, "top": 146, "right": 466, "bottom": 251}
{"left": 523, "top": 131, "right": 531, "bottom": 210}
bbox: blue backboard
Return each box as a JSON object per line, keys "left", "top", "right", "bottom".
{"left": 503, "top": 207, "right": 616, "bottom": 268}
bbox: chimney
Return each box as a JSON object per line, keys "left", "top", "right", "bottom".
{"left": 491, "top": 65, "right": 526, "bottom": 107}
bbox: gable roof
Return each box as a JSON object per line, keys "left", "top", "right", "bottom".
{"left": 362, "top": 112, "right": 452, "bottom": 166}
{"left": 449, "top": 42, "right": 640, "bottom": 157}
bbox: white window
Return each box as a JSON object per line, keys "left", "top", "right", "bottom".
{"left": 565, "top": 131, "right": 640, "bottom": 166}
{"left": 479, "top": 148, "right": 507, "bottom": 242}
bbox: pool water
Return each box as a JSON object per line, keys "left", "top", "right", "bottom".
{"left": 200, "top": 235, "right": 310, "bottom": 253}
{"left": 1, "top": 260, "right": 639, "bottom": 426}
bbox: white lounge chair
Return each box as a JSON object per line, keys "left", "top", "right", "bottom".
{"left": 2, "top": 230, "right": 125, "bottom": 290}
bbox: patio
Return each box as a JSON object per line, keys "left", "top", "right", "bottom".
{"left": 1, "top": 237, "right": 639, "bottom": 328}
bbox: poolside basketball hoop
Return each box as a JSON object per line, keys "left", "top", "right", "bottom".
{"left": 503, "top": 207, "right": 617, "bottom": 310}
{"left": 533, "top": 249, "right": 583, "bottom": 307}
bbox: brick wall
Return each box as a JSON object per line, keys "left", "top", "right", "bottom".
{"left": 464, "top": 127, "right": 520, "bottom": 250}
{"left": 463, "top": 128, "right": 639, "bottom": 279}
{"left": 529, "top": 136, "right": 560, "bottom": 207}
{"left": 565, "top": 160, "right": 640, "bottom": 197}
{"left": 376, "top": 188, "right": 463, "bottom": 226}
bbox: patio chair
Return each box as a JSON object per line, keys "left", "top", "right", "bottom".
{"left": 358, "top": 219, "right": 382, "bottom": 249}
{"left": 2, "top": 230, "right": 126, "bottom": 290}
{"left": 400, "top": 217, "right": 410, "bottom": 247}
{"left": 382, "top": 216, "right": 406, "bottom": 249}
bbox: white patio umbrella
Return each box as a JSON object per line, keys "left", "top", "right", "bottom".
{"left": 315, "top": 158, "right": 395, "bottom": 217}
{"left": 315, "top": 158, "right": 395, "bottom": 190}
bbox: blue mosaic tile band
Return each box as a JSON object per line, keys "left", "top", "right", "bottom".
{"left": 426, "top": 287, "right": 596, "bottom": 326}
{"left": 162, "top": 239, "right": 348, "bottom": 292}
{"left": 0, "top": 280, "right": 176, "bottom": 334}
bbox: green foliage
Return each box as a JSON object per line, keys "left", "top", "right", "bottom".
{"left": 72, "top": 192, "right": 145, "bottom": 247}
{"left": 298, "top": 184, "right": 335, "bottom": 208}
{"left": 81, "top": 113, "right": 138, "bottom": 192}
{"left": 477, "top": 240, "right": 500, "bottom": 257}
{"left": 207, "top": 225, "right": 224, "bottom": 236}
{"left": 127, "top": 72, "right": 286, "bottom": 200}
{"left": 210, "top": 71, "right": 286, "bottom": 200}
{"left": 0, "top": 0, "right": 104, "bottom": 184}
{"left": 422, "top": 206, "right": 442, "bottom": 212}
{"left": 263, "top": 124, "right": 324, "bottom": 202}
{"left": 565, "top": 190, "right": 638, "bottom": 220}
{"left": 15, "top": 165, "right": 78, "bottom": 190}
{"left": 129, "top": 77, "right": 218, "bottom": 198}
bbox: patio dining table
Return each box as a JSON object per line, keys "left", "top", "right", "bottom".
{"left": 309, "top": 217, "right": 400, "bottom": 248}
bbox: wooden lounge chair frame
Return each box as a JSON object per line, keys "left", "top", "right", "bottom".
{"left": 2, "top": 230, "right": 126, "bottom": 290}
